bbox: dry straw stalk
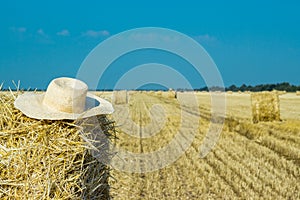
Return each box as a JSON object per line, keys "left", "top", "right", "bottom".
{"left": 251, "top": 91, "right": 280, "bottom": 123}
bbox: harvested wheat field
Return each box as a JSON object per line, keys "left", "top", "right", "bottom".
{"left": 1, "top": 91, "right": 300, "bottom": 199}
{"left": 108, "top": 91, "right": 300, "bottom": 199}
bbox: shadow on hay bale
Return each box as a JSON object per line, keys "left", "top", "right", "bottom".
{"left": 77, "top": 115, "right": 116, "bottom": 200}
{"left": 251, "top": 92, "right": 281, "bottom": 123}
{"left": 0, "top": 91, "right": 115, "bottom": 199}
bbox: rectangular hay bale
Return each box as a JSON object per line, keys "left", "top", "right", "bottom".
{"left": 113, "top": 90, "right": 128, "bottom": 104}
{"left": 251, "top": 92, "right": 280, "bottom": 123}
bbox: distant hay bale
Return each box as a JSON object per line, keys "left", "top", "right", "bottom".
{"left": 296, "top": 91, "right": 300, "bottom": 96}
{"left": 175, "top": 91, "right": 183, "bottom": 100}
{"left": 227, "top": 91, "right": 233, "bottom": 94}
{"left": 113, "top": 90, "right": 128, "bottom": 104}
{"left": 175, "top": 91, "right": 197, "bottom": 103}
{"left": 155, "top": 91, "right": 162, "bottom": 96}
{"left": 273, "top": 90, "right": 286, "bottom": 95}
{"left": 251, "top": 92, "right": 280, "bottom": 123}
{"left": 167, "top": 91, "right": 176, "bottom": 98}
{"left": 0, "top": 91, "right": 115, "bottom": 199}
{"left": 279, "top": 91, "right": 286, "bottom": 95}
{"left": 162, "top": 90, "right": 176, "bottom": 98}
{"left": 128, "top": 90, "right": 135, "bottom": 95}
{"left": 148, "top": 90, "right": 155, "bottom": 95}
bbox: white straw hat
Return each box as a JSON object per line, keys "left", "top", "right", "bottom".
{"left": 14, "top": 77, "right": 114, "bottom": 120}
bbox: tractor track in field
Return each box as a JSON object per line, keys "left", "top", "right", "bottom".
{"left": 138, "top": 110, "right": 146, "bottom": 198}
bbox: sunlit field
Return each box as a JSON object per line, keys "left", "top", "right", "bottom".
{"left": 1, "top": 91, "right": 299, "bottom": 199}
{"left": 103, "top": 91, "right": 300, "bottom": 199}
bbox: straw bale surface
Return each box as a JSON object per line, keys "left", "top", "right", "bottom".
{"left": 251, "top": 92, "right": 280, "bottom": 123}
{"left": 0, "top": 91, "right": 114, "bottom": 199}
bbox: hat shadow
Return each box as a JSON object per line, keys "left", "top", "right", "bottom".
{"left": 76, "top": 115, "right": 116, "bottom": 199}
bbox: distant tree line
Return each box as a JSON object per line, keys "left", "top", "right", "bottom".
{"left": 226, "top": 82, "right": 300, "bottom": 92}
{"left": 192, "top": 82, "right": 300, "bottom": 92}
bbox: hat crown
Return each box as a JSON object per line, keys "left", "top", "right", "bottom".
{"left": 43, "top": 77, "right": 88, "bottom": 113}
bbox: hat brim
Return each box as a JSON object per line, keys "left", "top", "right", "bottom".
{"left": 14, "top": 92, "right": 114, "bottom": 120}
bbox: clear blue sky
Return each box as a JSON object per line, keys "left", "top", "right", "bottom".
{"left": 0, "top": 0, "right": 299, "bottom": 89}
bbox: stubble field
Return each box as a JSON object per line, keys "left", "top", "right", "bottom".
{"left": 0, "top": 91, "right": 299, "bottom": 199}
{"left": 101, "top": 91, "right": 300, "bottom": 199}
